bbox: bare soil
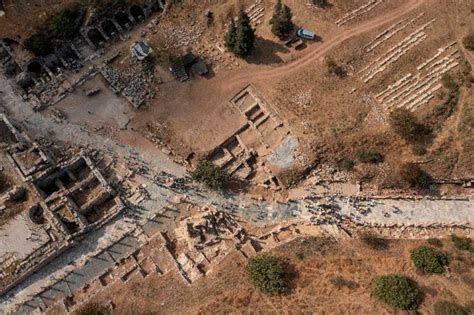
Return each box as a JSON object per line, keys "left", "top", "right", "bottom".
{"left": 72, "top": 237, "right": 474, "bottom": 315}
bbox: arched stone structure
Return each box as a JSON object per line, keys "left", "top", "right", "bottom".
{"left": 87, "top": 28, "right": 107, "bottom": 47}
{"left": 26, "top": 60, "right": 43, "bottom": 76}
{"left": 115, "top": 11, "right": 132, "bottom": 29}
{"left": 130, "top": 5, "right": 145, "bottom": 21}
{"left": 101, "top": 19, "right": 119, "bottom": 38}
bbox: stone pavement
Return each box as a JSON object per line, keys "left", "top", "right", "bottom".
{"left": 1, "top": 75, "right": 473, "bottom": 314}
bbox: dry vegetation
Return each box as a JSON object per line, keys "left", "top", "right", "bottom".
{"left": 73, "top": 236, "right": 474, "bottom": 314}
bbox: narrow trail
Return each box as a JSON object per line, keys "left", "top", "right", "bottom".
{"left": 220, "top": 0, "right": 427, "bottom": 93}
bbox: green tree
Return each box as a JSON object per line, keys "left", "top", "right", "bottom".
{"left": 246, "top": 255, "right": 288, "bottom": 295}
{"left": 75, "top": 303, "right": 105, "bottom": 315}
{"left": 224, "top": 20, "right": 237, "bottom": 51}
{"left": 191, "top": 160, "right": 229, "bottom": 190}
{"left": 23, "top": 33, "right": 53, "bottom": 56}
{"left": 451, "top": 234, "right": 473, "bottom": 251}
{"left": 270, "top": 1, "right": 293, "bottom": 39}
{"left": 49, "top": 9, "right": 80, "bottom": 39}
{"left": 270, "top": 0, "right": 282, "bottom": 23}
{"left": 280, "top": 5, "right": 294, "bottom": 35}
{"left": 357, "top": 149, "right": 384, "bottom": 164}
{"left": 372, "top": 275, "right": 421, "bottom": 310}
{"left": 233, "top": 9, "right": 255, "bottom": 58}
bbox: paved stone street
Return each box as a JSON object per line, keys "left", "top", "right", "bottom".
{"left": 1, "top": 75, "right": 473, "bottom": 314}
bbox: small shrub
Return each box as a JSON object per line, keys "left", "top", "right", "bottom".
{"left": 412, "top": 143, "right": 427, "bottom": 156}
{"left": 389, "top": 108, "right": 431, "bottom": 142}
{"left": 451, "top": 234, "right": 473, "bottom": 251}
{"left": 191, "top": 160, "right": 229, "bottom": 190}
{"left": 245, "top": 255, "right": 288, "bottom": 295}
{"left": 399, "top": 163, "right": 433, "bottom": 189}
{"left": 300, "top": 236, "right": 332, "bottom": 255}
{"left": 330, "top": 276, "right": 359, "bottom": 289}
{"left": 411, "top": 246, "right": 450, "bottom": 274}
{"left": 434, "top": 300, "right": 468, "bottom": 315}
{"left": 361, "top": 233, "right": 389, "bottom": 250}
{"left": 427, "top": 238, "right": 443, "bottom": 248}
{"left": 434, "top": 103, "right": 449, "bottom": 116}
{"left": 340, "top": 158, "right": 355, "bottom": 171}
{"left": 357, "top": 149, "right": 384, "bottom": 164}
{"left": 75, "top": 303, "right": 105, "bottom": 315}
{"left": 280, "top": 168, "right": 304, "bottom": 187}
{"left": 372, "top": 274, "right": 421, "bottom": 310}
{"left": 295, "top": 251, "right": 305, "bottom": 260}
{"left": 462, "top": 34, "right": 474, "bottom": 51}
{"left": 441, "top": 73, "right": 458, "bottom": 91}
{"left": 325, "top": 56, "right": 346, "bottom": 77}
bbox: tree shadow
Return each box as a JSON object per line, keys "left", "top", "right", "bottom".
{"left": 281, "top": 258, "right": 299, "bottom": 295}
{"left": 310, "top": 0, "right": 334, "bottom": 9}
{"left": 247, "top": 36, "right": 289, "bottom": 65}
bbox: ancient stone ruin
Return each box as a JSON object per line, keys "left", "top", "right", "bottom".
{"left": 0, "top": 114, "right": 123, "bottom": 295}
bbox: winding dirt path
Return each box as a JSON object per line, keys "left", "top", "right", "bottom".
{"left": 219, "top": 0, "right": 427, "bottom": 92}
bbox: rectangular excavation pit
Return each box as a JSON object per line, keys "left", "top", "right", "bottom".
{"left": 69, "top": 177, "right": 102, "bottom": 208}
{"left": 238, "top": 128, "right": 269, "bottom": 157}
{"left": 233, "top": 163, "right": 253, "bottom": 179}
{"left": 12, "top": 149, "right": 43, "bottom": 172}
{"left": 258, "top": 119, "right": 288, "bottom": 149}
{"left": 35, "top": 174, "right": 62, "bottom": 198}
{"left": 244, "top": 104, "right": 264, "bottom": 122}
{"left": 225, "top": 137, "right": 245, "bottom": 157}
{"left": 0, "top": 120, "right": 17, "bottom": 145}
{"left": 232, "top": 91, "right": 256, "bottom": 110}
{"left": 82, "top": 195, "right": 118, "bottom": 224}
{"left": 209, "top": 148, "right": 234, "bottom": 168}
{"left": 54, "top": 204, "right": 82, "bottom": 234}
{"left": 68, "top": 158, "right": 92, "bottom": 182}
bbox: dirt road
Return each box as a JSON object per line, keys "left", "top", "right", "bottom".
{"left": 222, "top": 0, "right": 427, "bottom": 92}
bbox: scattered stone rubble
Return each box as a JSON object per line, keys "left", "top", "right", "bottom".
{"left": 376, "top": 41, "right": 460, "bottom": 112}
{"left": 157, "top": 22, "right": 206, "bottom": 50}
{"left": 1, "top": 0, "right": 166, "bottom": 109}
{"left": 359, "top": 18, "right": 436, "bottom": 83}
{"left": 335, "top": 0, "right": 383, "bottom": 26}
{"left": 0, "top": 114, "right": 124, "bottom": 296}
{"left": 208, "top": 85, "right": 292, "bottom": 188}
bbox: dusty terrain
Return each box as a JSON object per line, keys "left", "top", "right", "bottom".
{"left": 4, "top": 0, "right": 471, "bottom": 192}
{"left": 0, "top": 0, "right": 473, "bottom": 314}
{"left": 65, "top": 236, "right": 474, "bottom": 315}
{"left": 115, "top": 0, "right": 473, "bottom": 192}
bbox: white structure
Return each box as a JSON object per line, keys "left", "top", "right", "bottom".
{"left": 131, "top": 41, "right": 153, "bottom": 61}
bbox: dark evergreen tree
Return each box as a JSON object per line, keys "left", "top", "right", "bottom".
{"left": 224, "top": 9, "right": 255, "bottom": 58}
{"left": 280, "top": 5, "right": 293, "bottom": 35}
{"left": 233, "top": 9, "right": 255, "bottom": 58}
{"left": 270, "top": 1, "right": 294, "bottom": 39}
{"left": 270, "top": 0, "right": 282, "bottom": 25}
{"left": 224, "top": 20, "right": 237, "bottom": 51}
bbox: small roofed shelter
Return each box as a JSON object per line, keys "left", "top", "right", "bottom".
{"left": 191, "top": 59, "right": 208, "bottom": 76}
{"left": 183, "top": 52, "right": 208, "bottom": 76}
{"left": 182, "top": 52, "right": 197, "bottom": 67}
{"left": 131, "top": 41, "right": 153, "bottom": 61}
